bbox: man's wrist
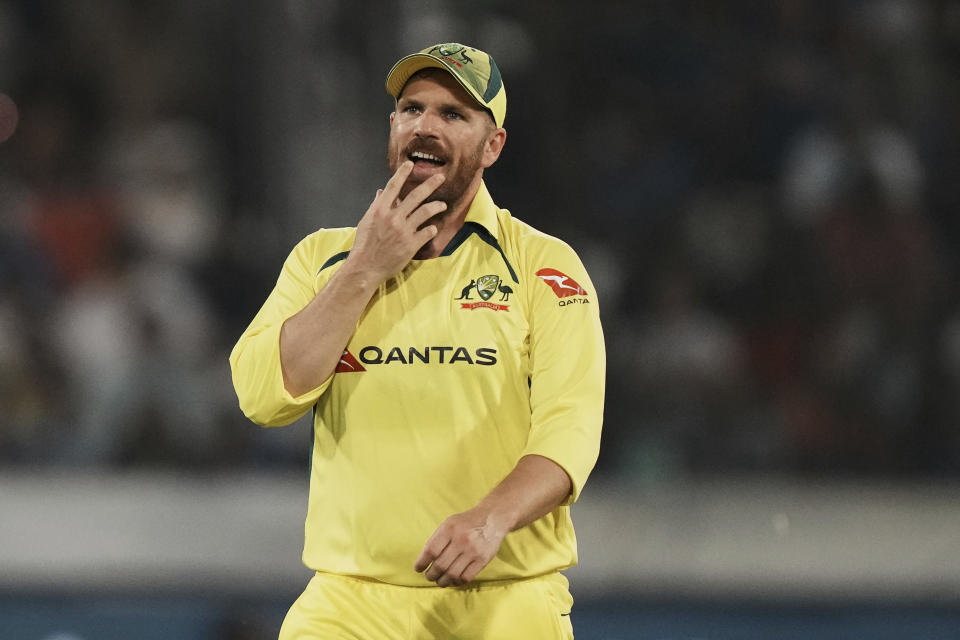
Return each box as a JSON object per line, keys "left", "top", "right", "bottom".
{"left": 337, "top": 258, "right": 385, "bottom": 294}
{"left": 473, "top": 499, "right": 519, "bottom": 536}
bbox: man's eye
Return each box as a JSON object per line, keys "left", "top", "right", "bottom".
{"left": 444, "top": 111, "right": 462, "bottom": 120}
{"left": 403, "top": 105, "right": 421, "bottom": 114}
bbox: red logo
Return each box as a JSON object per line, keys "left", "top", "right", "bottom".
{"left": 335, "top": 349, "right": 366, "bottom": 373}
{"left": 535, "top": 268, "right": 587, "bottom": 298}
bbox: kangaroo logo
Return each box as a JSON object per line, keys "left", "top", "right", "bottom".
{"left": 455, "top": 279, "right": 476, "bottom": 300}
{"left": 536, "top": 268, "right": 587, "bottom": 298}
{"left": 430, "top": 43, "right": 474, "bottom": 66}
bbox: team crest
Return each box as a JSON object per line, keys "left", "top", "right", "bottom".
{"left": 476, "top": 274, "right": 499, "bottom": 301}
{"left": 454, "top": 274, "right": 511, "bottom": 311}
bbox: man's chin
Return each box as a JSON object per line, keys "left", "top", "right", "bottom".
{"left": 397, "top": 179, "right": 422, "bottom": 201}
{"left": 400, "top": 180, "right": 454, "bottom": 206}
{"left": 413, "top": 243, "right": 433, "bottom": 260}
{"left": 417, "top": 210, "right": 447, "bottom": 230}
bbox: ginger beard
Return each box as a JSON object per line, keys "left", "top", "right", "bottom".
{"left": 386, "top": 133, "right": 487, "bottom": 259}
{"left": 387, "top": 134, "right": 487, "bottom": 220}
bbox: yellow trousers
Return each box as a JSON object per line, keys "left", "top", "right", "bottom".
{"left": 278, "top": 571, "right": 575, "bottom": 639}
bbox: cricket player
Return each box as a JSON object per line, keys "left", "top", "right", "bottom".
{"left": 230, "top": 42, "right": 605, "bottom": 639}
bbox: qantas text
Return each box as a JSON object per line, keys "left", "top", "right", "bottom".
{"left": 357, "top": 346, "right": 498, "bottom": 366}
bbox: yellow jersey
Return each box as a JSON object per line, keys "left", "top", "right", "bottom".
{"left": 230, "top": 181, "right": 605, "bottom": 586}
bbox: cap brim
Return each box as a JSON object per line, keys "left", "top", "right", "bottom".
{"left": 385, "top": 53, "right": 488, "bottom": 115}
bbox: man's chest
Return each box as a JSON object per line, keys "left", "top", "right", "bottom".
{"left": 338, "top": 244, "right": 528, "bottom": 374}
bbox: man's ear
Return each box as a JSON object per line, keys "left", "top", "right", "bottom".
{"left": 481, "top": 128, "right": 507, "bottom": 169}
{"left": 389, "top": 112, "right": 396, "bottom": 125}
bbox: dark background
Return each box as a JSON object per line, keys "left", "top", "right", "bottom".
{"left": 2, "top": 1, "right": 960, "bottom": 638}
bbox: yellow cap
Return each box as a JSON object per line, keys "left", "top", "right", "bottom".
{"left": 385, "top": 43, "right": 506, "bottom": 128}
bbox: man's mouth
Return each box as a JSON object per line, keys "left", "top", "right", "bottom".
{"left": 408, "top": 150, "right": 445, "bottom": 167}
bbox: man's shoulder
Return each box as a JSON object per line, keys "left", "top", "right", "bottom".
{"left": 290, "top": 226, "right": 357, "bottom": 266}
{"left": 494, "top": 209, "right": 581, "bottom": 262}
{"left": 300, "top": 226, "right": 357, "bottom": 246}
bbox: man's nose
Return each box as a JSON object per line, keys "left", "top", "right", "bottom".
{"left": 413, "top": 111, "right": 441, "bottom": 137}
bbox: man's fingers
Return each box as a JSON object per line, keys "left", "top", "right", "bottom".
{"left": 399, "top": 173, "right": 445, "bottom": 212}
{"left": 409, "top": 200, "right": 447, "bottom": 227}
{"left": 413, "top": 224, "right": 439, "bottom": 246}
{"left": 381, "top": 161, "right": 414, "bottom": 201}
{"left": 424, "top": 546, "right": 459, "bottom": 582}
{"left": 366, "top": 189, "right": 384, "bottom": 209}
{"left": 413, "top": 548, "right": 434, "bottom": 573}
{"left": 460, "top": 559, "right": 485, "bottom": 584}
{"left": 414, "top": 534, "right": 448, "bottom": 573}
{"left": 415, "top": 514, "right": 501, "bottom": 586}
{"left": 437, "top": 554, "right": 473, "bottom": 587}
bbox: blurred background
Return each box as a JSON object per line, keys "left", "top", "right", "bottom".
{"left": 2, "top": 0, "right": 960, "bottom": 638}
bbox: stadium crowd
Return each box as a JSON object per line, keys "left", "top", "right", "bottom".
{"left": 2, "top": 0, "right": 959, "bottom": 480}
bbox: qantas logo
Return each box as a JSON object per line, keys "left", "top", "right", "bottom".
{"left": 536, "top": 268, "right": 588, "bottom": 298}
{"left": 335, "top": 350, "right": 366, "bottom": 372}
{"left": 335, "top": 346, "right": 497, "bottom": 372}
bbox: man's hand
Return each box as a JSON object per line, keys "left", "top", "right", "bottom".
{"left": 414, "top": 508, "right": 509, "bottom": 587}
{"left": 346, "top": 161, "right": 447, "bottom": 284}
{"left": 412, "top": 456, "right": 572, "bottom": 588}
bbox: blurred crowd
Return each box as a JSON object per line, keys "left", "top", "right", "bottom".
{"left": 1, "top": 0, "right": 959, "bottom": 479}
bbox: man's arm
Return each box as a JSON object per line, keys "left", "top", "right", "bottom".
{"left": 413, "top": 454, "right": 572, "bottom": 587}
{"left": 415, "top": 236, "right": 605, "bottom": 588}
{"left": 280, "top": 164, "right": 445, "bottom": 396}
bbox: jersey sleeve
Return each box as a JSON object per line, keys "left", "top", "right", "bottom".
{"left": 229, "top": 235, "right": 333, "bottom": 426}
{"left": 521, "top": 240, "right": 605, "bottom": 504}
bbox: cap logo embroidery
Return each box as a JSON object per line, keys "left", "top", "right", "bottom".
{"left": 429, "top": 43, "right": 474, "bottom": 67}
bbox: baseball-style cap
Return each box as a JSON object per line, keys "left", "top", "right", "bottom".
{"left": 385, "top": 43, "right": 506, "bottom": 128}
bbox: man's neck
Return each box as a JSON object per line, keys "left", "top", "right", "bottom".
{"left": 414, "top": 174, "right": 483, "bottom": 259}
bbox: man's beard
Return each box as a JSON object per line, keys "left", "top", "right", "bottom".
{"left": 388, "top": 137, "right": 485, "bottom": 209}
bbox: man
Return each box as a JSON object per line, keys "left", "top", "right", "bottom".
{"left": 230, "top": 42, "right": 605, "bottom": 639}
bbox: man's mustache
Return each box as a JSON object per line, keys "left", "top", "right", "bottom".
{"left": 404, "top": 139, "right": 448, "bottom": 163}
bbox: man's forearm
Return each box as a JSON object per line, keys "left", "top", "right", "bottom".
{"left": 475, "top": 454, "right": 573, "bottom": 532}
{"left": 279, "top": 263, "right": 379, "bottom": 397}
{"left": 280, "top": 166, "right": 449, "bottom": 397}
